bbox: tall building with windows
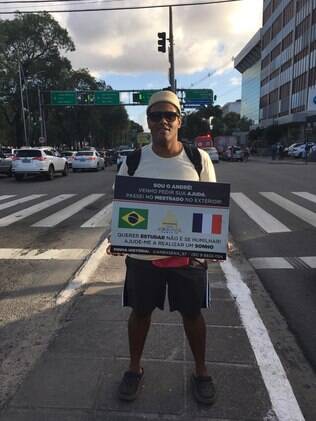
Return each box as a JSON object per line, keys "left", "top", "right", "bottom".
{"left": 234, "top": 30, "right": 261, "bottom": 125}
{"left": 260, "top": 0, "right": 316, "bottom": 135}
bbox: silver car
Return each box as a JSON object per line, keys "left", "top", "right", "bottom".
{"left": 0, "top": 152, "right": 12, "bottom": 176}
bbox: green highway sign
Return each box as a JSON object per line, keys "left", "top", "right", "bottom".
{"left": 185, "top": 89, "right": 213, "bottom": 101}
{"left": 51, "top": 91, "right": 77, "bottom": 106}
{"left": 95, "top": 91, "right": 120, "bottom": 105}
{"left": 133, "top": 90, "right": 159, "bottom": 105}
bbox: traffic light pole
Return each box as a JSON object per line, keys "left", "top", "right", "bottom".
{"left": 169, "top": 6, "right": 176, "bottom": 92}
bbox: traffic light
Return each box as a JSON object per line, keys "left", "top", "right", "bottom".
{"left": 133, "top": 93, "right": 141, "bottom": 103}
{"left": 157, "top": 32, "right": 166, "bottom": 53}
{"left": 77, "top": 92, "right": 95, "bottom": 105}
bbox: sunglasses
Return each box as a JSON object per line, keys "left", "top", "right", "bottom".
{"left": 148, "top": 111, "right": 180, "bottom": 123}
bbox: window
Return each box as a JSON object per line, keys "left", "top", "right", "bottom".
{"left": 281, "top": 59, "right": 292, "bottom": 72}
{"left": 292, "top": 72, "right": 307, "bottom": 93}
{"left": 283, "top": 0, "right": 294, "bottom": 26}
{"left": 282, "top": 31, "right": 293, "bottom": 51}
{"left": 17, "top": 149, "right": 41, "bottom": 158}
{"left": 271, "top": 13, "right": 282, "bottom": 39}
{"left": 271, "top": 43, "right": 281, "bottom": 60}
{"left": 295, "top": 15, "right": 310, "bottom": 40}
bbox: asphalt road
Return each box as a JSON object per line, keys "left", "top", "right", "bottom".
{"left": 215, "top": 157, "right": 316, "bottom": 372}
{"left": 0, "top": 165, "right": 116, "bottom": 406}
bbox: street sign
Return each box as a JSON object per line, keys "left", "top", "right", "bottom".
{"left": 95, "top": 91, "right": 120, "bottom": 105}
{"left": 51, "top": 91, "right": 77, "bottom": 106}
{"left": 185, "top": 89, "right": 213, "bottom": 105}
{"left": 133, "top": 90, "right": 160, "bottom": 105}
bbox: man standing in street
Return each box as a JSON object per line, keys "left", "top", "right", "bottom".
{"left": 111, "top": 90, "right": 217, "bottom": 405}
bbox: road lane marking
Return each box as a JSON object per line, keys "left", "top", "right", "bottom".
{"left": 249, "top": 257, "right": 294, "bottom": 269}
{"left": 56, "top": 237, "right": 110, "bottom": 304}
{"left": 0, "top": 194, "right": 75, "bottom": 226}
{"left": 32, "top": 194, "right": 104, "bottom": 227}
{"left": 0, "top": 248, "right": 90, "bottom": 260}
{"left": 81, "top": 202, "right": 112, "bottom": 227}
{"left": 292, "top": 192, "right": 316, "bottom": 204}
{"left": 0, "top": 194, "right": 46, "bottom": 211}
{"left": 299, "top": 257, "right": 316, "bottom": 269}
{"left": 0, "top": 195, "right": 16, "bottom": 202}
{"left": 261, "top": 192, "right": 316, "bottom": 228}
{"left": 230, "top": 193, "right": 290, "bottom": 233}
{"left": 221, "top": 258, "right": 304, "bottom": 421}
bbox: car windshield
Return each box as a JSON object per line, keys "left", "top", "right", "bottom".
{"left": 62, "top": 152, "right": 74, "bottom": 157}
{"left": 76, "top": 151, "right": 94, "bottom": 156}
{"left": 16, "top": 149, "right": 41, "bottom": 158}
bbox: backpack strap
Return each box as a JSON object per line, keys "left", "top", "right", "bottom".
{"left": 183, "top": 143, "right": 202, "bottom": 179}
{"left": 126, "top": 148, "right": 142, "bottom": 176}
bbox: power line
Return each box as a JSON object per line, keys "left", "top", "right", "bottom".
{"left": 0, "top": 0, "right": 243, "bottom": 14}
{"left": 189, "top": 59, "right": 233, "bottom": 88}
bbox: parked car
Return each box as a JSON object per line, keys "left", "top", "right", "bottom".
{"left": 61, "top": 151, "right": 76, "bottom": 168}
{"left": 72, "top": 150, "right": 105, "bottom": 172}
{"left": 0, "top": 147, "right": 17, "bottom": 158}
{"left": 0, "top": 152, "right": 13, "bottom": 176}
{"left": 117, "top": 149, "right": 135, "bottom": 171}
{"left": 205, "top": 147, "right": 219, "bottom": 163}
{"left": 286, "top": 142, "right": 304, "bottom": 157}
{"left": 12, "top": 147, "right": 68, "bottom": 181}
{"left": 222, "top": 146, "right": 243, "bottom": 161}
{"left": 292, "top": 142, "right": 315, "bottom": 158}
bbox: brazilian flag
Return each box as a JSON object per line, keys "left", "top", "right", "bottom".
{"left": 118, "top": 208, "right": 148, "bottom": 229}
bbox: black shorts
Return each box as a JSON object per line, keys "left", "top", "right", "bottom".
{"left": 123, "top": 256, "right": 210, "bottom": 316}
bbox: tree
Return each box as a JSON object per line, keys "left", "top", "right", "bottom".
{"left": 0, "top": 12, "right": 75, "bottom": 146}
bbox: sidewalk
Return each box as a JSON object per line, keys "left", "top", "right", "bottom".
{"left": 0, "top": 255, "right": 273, "bottom": 421}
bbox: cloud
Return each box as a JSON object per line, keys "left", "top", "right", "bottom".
{"left": 230, "top": 76, "right": 241, "bottom": 86}
{"left": 60, "top": 0, "right": 262, "bottom": 77}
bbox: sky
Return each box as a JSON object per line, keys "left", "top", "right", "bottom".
{"left": 1, "top": 0, "right": 263, "bottom": 129}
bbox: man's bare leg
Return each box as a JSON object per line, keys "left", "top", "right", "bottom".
{"left": 128, "top": 309, "right": 152, "bottom": 373}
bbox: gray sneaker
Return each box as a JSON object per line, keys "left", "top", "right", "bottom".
{"left": 191, "top": 374, "right": 217, "bottom": 405}
{"left": 118, "top": 369, "right": 144, "bottom": 401}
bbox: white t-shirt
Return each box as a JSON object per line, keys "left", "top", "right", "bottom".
{"left": 117, "top": 143, "right": 217, "bottom": 260}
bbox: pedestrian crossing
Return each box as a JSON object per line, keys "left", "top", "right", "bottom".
{"left": 0, "top": 191, "right": 315, "bottom": 231}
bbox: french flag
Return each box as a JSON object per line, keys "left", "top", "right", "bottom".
{"left": 192, "top": 213, "right": 222, "bottom": 235}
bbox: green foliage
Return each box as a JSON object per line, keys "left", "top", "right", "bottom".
{"left": 0, "top": 13, "right": 137, "bottom": 147}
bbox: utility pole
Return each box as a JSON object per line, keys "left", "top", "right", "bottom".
{"left": 18, "top": 61, "right": 28, "bottom": 146}
{"left": 168, "top": 6, "right": 176, "bottom": 92}
{"left": 37, "top": 86, "right": 44, "bottom": 138}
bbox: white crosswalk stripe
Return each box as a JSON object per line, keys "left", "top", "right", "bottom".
{"left": 32, "top": 194, "right": 104, "bottom": 227}
{"left": 0, "top": 194, "right": 75, "bottom": 227}
{"left": 292, "top": 192, "right": 316, "bottom": 204}
{"left": 0, "top": 191, "right": 314, "bottom": 231}
{"left": 261, "top": 192, "right": 316, "bottom": 228}
{"left": 0, "top": 195, "right": 16, "bottom": 202}
{"left": 230, "top": 192, "right": 290, "bottom": 233}
{"left": 81, "top": 203, "right": 112, "bottom": 228}
{"left": 0, "top": 194, "right": 46, "bottom": 211}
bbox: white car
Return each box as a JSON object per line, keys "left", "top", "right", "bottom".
{"left": 117, "top": 149, "right": 135, "bottom": 171}
{"left": 12, "top": 147, "right": 68, "bottom": 181}
{"left": 61, "top": 151, "right": 76, "bottom": 168}
{"left": 72, "top": 150, "right": 105, "bottom": 172}
{"left": 292, "top": 142, "right": 315, "bottom": 158}
{"left": 205, "top": 147, "right": 219, "bottom": 163}
{"left": 287, "top": 142, "right": 304, "bottom": 157}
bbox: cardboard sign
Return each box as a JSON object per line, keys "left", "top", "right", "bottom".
{"left": 111, "top": 176, "right": 230, "bottom": 260}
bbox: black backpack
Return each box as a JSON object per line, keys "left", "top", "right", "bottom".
{"left": 126, "top": 143, "right": 202, "bottom": 178}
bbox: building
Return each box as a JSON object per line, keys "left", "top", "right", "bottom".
{"left": 234, "top": 29, "right": 261, "bottom": 125}
{"left": 260, "top": 0, "right": 316, "bottom": 138}
{"left": 222, "top": 100, "right": 241, "bottom": 116}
